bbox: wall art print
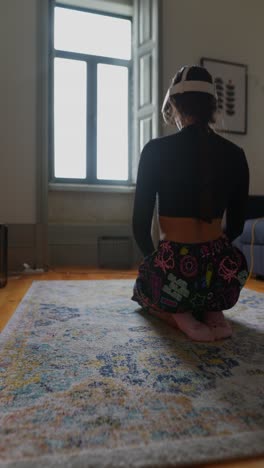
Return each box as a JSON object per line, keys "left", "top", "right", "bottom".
{"left": 201, "top": 58, "right": 248, "bottom": 134}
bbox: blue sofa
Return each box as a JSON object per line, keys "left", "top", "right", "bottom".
{"left": 233, "top": 196, "right": 264, "bottom": 278}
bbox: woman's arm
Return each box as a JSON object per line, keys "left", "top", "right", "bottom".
{"left": 225, "top": 149, "right": 249, "bottom": 242}
{"left": 132, "top": 140, "right": 158, "bottom": 256}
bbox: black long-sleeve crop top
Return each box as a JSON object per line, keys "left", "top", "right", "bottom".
{"left": 132, "top": 124, "right": 249, "bottom": 257}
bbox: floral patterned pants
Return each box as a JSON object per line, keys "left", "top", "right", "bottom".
{"left": 132, "top": 235, "right": 248, "bottom": 318}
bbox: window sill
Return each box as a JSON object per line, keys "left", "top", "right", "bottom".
{"left": 49, "top": 183, "right": 136, "bottom": 194}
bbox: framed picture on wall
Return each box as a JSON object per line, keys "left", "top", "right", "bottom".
{"left": 200, "top": 57, "right": 248, "bottom": 134}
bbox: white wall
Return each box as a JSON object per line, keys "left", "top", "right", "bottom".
{"left": 161, "top": 0, "right": 264, "bottom": 195}
{"left": 0, "top": 0, "right": 38, "bottom": 223}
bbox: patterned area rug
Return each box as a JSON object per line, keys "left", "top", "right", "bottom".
{"left": 0, "top": 280, "right": 263, "bottom": 468}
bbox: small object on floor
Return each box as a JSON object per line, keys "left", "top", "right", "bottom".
{"left": 22, "top": 263, "right": 45, "bottom": 275}
{"left": 202, "top": 310, "right": 233, "bottom": 340}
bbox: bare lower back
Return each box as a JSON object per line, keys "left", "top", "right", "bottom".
{"left": 159, "top": 216, "right": 223, "bottom": 243}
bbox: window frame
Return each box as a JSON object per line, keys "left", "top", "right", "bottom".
{"left": 49, "top": 2, "right": 133, "bottom": 186}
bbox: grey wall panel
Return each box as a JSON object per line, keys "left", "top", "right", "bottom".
{"left": 0, "top": 0, "right": 37, "bottom": 224}
{"left": 49, "top": 244, "right": 98, "bottom": 267}
{"left": 139, "top": 0, "right": 152, "bottom": 45}
{"left": 140, "top": 117, "right": 152, "bottom": 152}
{"left": 48, "top": 223, "right": 142, "bottom": 267}
{"left": 7, "top": 225, "right": 36, "bottom": 248}
{"left": 139, "top": 54, "right": 152, "bottom": 107}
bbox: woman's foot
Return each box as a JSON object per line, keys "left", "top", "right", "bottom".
{"left": 148, "top": 308, "right": 215, "bottom": 342}
{"left": 147, "top": 308, "right": 179, "bottom": 328}
{"left": 202, "top": 311, "right": 232, "bottom": 340}
{"left": 172, "top": 312, "right": 215, "bottom": 342}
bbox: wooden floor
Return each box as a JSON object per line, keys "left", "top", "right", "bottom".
{"left": 0, "top": 267, "right": 263, "bottom": 468}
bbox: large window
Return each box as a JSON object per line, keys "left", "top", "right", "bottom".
{"left": 51, "top": 4, "right": 132, "bottom": 184}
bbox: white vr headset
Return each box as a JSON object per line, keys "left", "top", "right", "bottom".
{"left": 161, "top": 67, "right": 216, "bottom": 113}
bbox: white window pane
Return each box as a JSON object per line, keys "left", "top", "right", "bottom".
{"left": 54, "top": 58, "right": 86, "bottom": 179}
{"left": 55, "top": 7, "right": 131, "bottom": 60}
{"left": 97, "top": 65, "right": 128, "bottom": 181}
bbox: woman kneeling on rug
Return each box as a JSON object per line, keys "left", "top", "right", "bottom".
{"left": 132, "top": 65, "right": 249, "bottom": 342}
